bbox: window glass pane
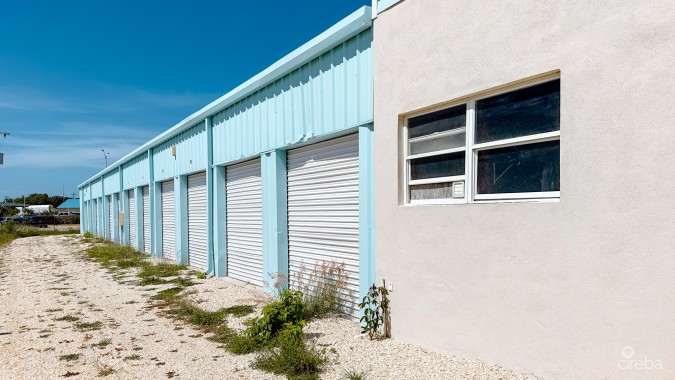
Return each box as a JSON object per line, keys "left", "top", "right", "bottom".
{"left": 476, "top": 140, "right": 559, "bottom": 194}
{"left": 409, "top": 132, "right": 465, "bottom": 155}
{"left": 410, "top": 183, "right": 453, "bottom": 200}
{"left": 410, "top": 152, "right": 465, "bottom": 180}
{"left": 408, "top": 104, "right": 466, "bottom": 139}
{"left": 475, "top": 80, "right": 560, "bottom": 143}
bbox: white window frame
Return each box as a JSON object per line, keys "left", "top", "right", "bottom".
{"left": 404, "top": 75, "right": 560, "bottom": 205}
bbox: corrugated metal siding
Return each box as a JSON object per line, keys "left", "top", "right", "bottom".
{"left": 123, "top": 154, "right": 150, "bottom": 190}
{"left": 92, "top": 180, "right": 102, "bottom": 198}
{"left": 103, "top": 172, "right": 120, "bottom": 195}
{"left": 212, "top": 28, "right": 373, "bottom": 165}
{"left": 226, "top": 159, "right": 263, "bottom": 286}
{"left": 142, "top": 186, "right": 151, "bottom": 254}
{"left": 161, "top": 180, "right": 176, "bottom": 261}
{"left": 153, "top": 122, "right": 207, "bottom": 182}
{"left": 187, "top": 172, "right": 208, "bottom": 270}
{"left": 287, "top": 134, "right": 360, "bottom": 314}
{"left": 128, "top": 189, "right": 136, "bottom": 249}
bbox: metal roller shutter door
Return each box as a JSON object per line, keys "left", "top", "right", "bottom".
{"left": 128, "top": 189, "right": 136, "bottom": 249}
{"left": 93, "top": 199, "right": 98, "bottom": 236}
{"left": 142, "top": 186, "right": 150, "bottom": 254}
{"left": 187, "top": 172, "right": 208, "bottom": 270}
{"left": 117, "top": 196, "right": 122, "bottom": 244}
{"left": 226, "top": 159, "right": 263, "bottom": 286}
{"left": 161, "top": 180, "right": 176, "bottom": 261}
{"left": 107, "top": 195, "right": 113, "bottom": 241}
{"left": 287, "top": 134, "right": 360, "bottom": 313}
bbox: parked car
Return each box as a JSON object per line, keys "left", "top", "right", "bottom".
{"left": 28, "top": 216, "right": 49, "bottom": 228}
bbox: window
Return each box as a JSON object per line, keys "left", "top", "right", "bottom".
{"left": 404, "top": 77, "right": 560, "bottom": 204}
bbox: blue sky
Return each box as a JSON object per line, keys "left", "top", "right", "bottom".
{"left": 0, "top": 0, "right": 370, "bottom": 199}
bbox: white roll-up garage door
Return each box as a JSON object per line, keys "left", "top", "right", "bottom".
{"left": 161, "top": 180, "right": 176, "bottom": 261}
{"left": 187, "top": 172, "right": 208, "bottom": 270}
{"left": 117, "top": 195, "right": 122, "bottom": 244}
{"left": 93, "top": 199, "right": 99, "bottom": 236}
{"left": 107, "top": 195, "right": 113, "bottom": 241}
{"left": 128, "top": 189, "right": 136, "bottom": 249}
{"left": 142, "top": 186, "right": 150, "bottom": 254}
{"left": 226, "top": 159, "right": 263, "bottom": 286}
{"left": 287, "top": 134, "right": 360, "bottom": 312}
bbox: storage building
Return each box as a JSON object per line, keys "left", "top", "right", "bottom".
{"left": 79, "top": 7, "right": 374, "bottom": 309}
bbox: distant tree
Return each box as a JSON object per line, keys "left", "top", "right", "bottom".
{"left": 6, "top": 193, "right": 70, "bottom": 208}
{"left": 0, "top": 205, "right": 18, "bottom": 216}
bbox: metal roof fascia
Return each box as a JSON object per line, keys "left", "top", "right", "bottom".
{"left": 79, "top": 6, "right": 372, "bottom": 189}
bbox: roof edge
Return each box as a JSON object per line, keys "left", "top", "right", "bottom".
{"left": 79, "top": 6, "right": 372, "bottom": 188}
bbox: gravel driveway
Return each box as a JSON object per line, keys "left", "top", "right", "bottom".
{"left": 0, "top": 235, "right": 538, "bottom": 379}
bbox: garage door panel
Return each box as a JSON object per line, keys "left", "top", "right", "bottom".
{"left": 107, "top": 196, "right": 113, "bottom": 241}
{"left": 161, "top": 180, "right": 176, "bottom": 262}
{"left": 287, "top": 134, "right": 360, "bottom": 315}
{"left": 226, "top": 158, "right": 263, "bottom": 286}
{"left": 128, "top": 189, "right": 136, "bottom": 249}
{"left": 142, "top": 186, "right": 150, "bottom": 254}
{"left": 187, "top": 172, "right": 208, "bottom": 271}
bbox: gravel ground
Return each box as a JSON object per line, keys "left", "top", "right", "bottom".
{"left": 0, "top": 235, "right": 539, "bottom": 379}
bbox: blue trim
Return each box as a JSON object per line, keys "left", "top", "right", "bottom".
{"left": 358, "top": 124, "right": 376, "bottom": 312}
{"left": 377, "top": 0, "right": 402, "bottom": 13}
{"left": 112, "top": 193, "right": 119, "bottom": 243}
{"left": 212, "top": 165, "right": 227, "bottom": 277}
{"left": 206, "top": 117, "right": 215, "bottom": 275}
{"left": 261, "top": 150, "right": 289, "bottom": 294}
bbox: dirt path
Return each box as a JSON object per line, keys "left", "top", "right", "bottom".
{"left": 0, "top": 235, "right": 537, "bottom": 380}
{"left": 0, "top": 235, "right": 278, "bottom": 380}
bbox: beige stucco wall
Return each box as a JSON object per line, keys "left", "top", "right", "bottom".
{"left": 373, "top": 1, "right": 675, "bottom": 379}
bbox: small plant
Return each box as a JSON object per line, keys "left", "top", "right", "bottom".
{"left": 91, "top": 339, "right": 112, "bottom": 348}
{"left": 123, "top": 354, "right": 141, "bottom": 361}
{"left": 294, "top": 261, "right": 350, "bottom": 320}
{"left": 74, "top": 321, "right": 103, "bottom": 331}
{"left": 247, "top": 289, "right": 305, "bottom": 345}
{"left": 2, "top": 219, "right": 16, "bottom": 234}
{"left": 82, "top": 231, "right": 94, "bottom": 239}
{"left": 55, "top": 315, "right": 80, "bottom": 322}
{"left": 358, "top": 284, "right": 389, "bottom": 340}
{"left": 97, "top": 365, "right": 115, "bottom": 377}
{"left": 253, "top": 327, "right": 327, "bottom": 380}
{"left": 342, "top": 368, "right": 368, "bottom": 380}
{"left": 59, "top": 353, "right": 81, "bottom": 362}
{"left": 196, "top": 272, "right": 207, "bottom": 279}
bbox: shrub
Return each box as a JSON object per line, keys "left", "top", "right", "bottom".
{"left": 246, "top": 289, "right": 305, "bottom": 345}
{"left": 294, "top": 261, "right": 350, "bottom": 320}
{"left": 2, "top": 219, "right": 16, "bottom": 234}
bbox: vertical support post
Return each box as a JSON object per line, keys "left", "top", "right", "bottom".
{"left": 212, "top": 165, "right": 227, "bottom": 277}
{"left": 175, "top": 175, "right": 188, "bottom": 265}
{"left": 119, "top": 166, "right": 125, "bottom": 245}
{"left": 358, "top": 124, "right": 376, "bottom": 310}
{"left": 149, "top": 149, "right": 161, "bottom": 258}
{"left": 261, "top": 150, "right": 289, "bottom": 294}
{"left": 79, "top": 189, "right": 84, "bottom": 233}
{"left": 101, "top": 176, "right": 107, "bottom": 240}
{"left": 206, "top": 117, "right": 215, "bottom": 275}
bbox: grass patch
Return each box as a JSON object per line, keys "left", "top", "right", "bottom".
{"left": 223, "top": 305, "right": 255, "bottom": 317}
{"left": 97, "top": 365, "right": 115, "bottom": 377}
{"left": 59, "top": 353, "right": 81, "bottom": 362}
{"left": 74, "top": 321, "right": 103, "bottom": 331}
{"left": 46, "top": 308, "right": 63, "bottom": 313}
{"left": 123, "top": 354, "right": 141, "bottom": 361}
{"left": 151, "top": 287, "right": 185, "bottom": 302}
{"left": 55, "top": 315, "right": 80, "bottom": 322}
{"left": 253, "top": 328, "right": 327, "bottom": 380}
{"left": 91, "top": 339, "right": 112, "bottom": 348}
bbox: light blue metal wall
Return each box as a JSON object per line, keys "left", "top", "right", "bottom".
{"left": 212, "top": 28, "right": 373, "bottom": 165}
{"left": 103, "top": 171, "right": 120, "bottom": 195}
{"left": 91, "top": 179, "right": 102, "bottom": 198}
{"left": 153, "top": 122, "right": 207, "bottom": 182}
{"left": 122, "top": 153, "right": 150, "bottom": 190}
